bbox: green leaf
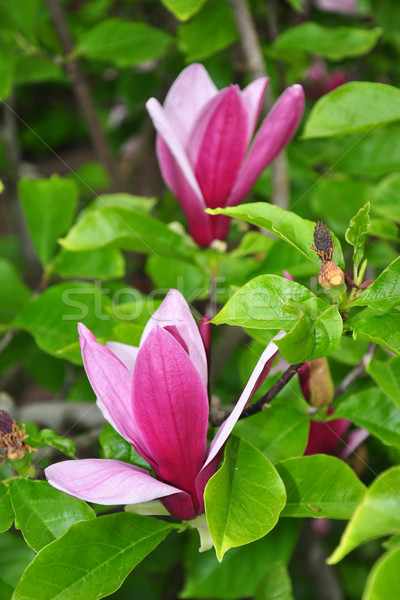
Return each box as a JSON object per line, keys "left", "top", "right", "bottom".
{"left": 205, "top": 436, "right": 286, "bottom": 561}
{"left": 178, "top": 0, "right": 238, "bottom": 61}
{"left": 0, "top": 258, "right": 31, "bottom": 327}
{"left": 0, "top": 487, "right": 14, "bottom": 533}
{"left": 15, "top": 55, "right": 65, "bottom": 85}
{"left": 88, "top": 193, "right": 157, "bottom": 214}
{"left": 371, "top": 0, "right": 400, "bottom": 32}
{"left": 13, "top": 282, "right": 117, "bottom": 364}
{"left": 368, "top": 219, "right": 399, "bottom": 242}
{"left": 207, "top": 202, "right": 344, "bottom": 268}
{"left": 362, "top": 545, "right": 400, "bottom": 600}
{"left": 0, "top": 51, "right": 14, "bottom": 101}
{"left": 10, "top": 479, "right": 95, "bottom": 552}
{"left": 350, "top": 257, "right": 400, "bottom": 312}
{"left": 0, "top": 532, "right": 35, "bottom": 589}
{"left": 146, "top": 255, "right": 208, "bottom": 301}
{"left": 274, "top": 23, "right": 382, "bottom": 60}
{"left": 276, "top": 455, "right": 366, "bottom": 519}
{"left": 334, "top": 387, "right": 400, "bottom": 448}
{"left": 372, "top": 173, "right": 400, "bottom": 222}
{"left": 345, "top": 203, "right": 370, "bottom": 275}
{"left": 12, "top": 513, "right": 174, "bottom": 600}
{"left": 255, "top": 562, "right": 294, "bottom": 600}
{"left": 213, "top": 275, "right": 343, "bottom": 362}
{"left": 285, "top": 0, "right": 303, "bottom": 11}
{"left": 161, "top": 0, "right": 206, "bottom": 20}
{"left": 76, "top": 19, "right": 173, "bottom": 67}
{"left": 99, "top": 424, "right": 150, "bottom": 470}
{"left": 60, "top": 206, "right": 195, "bottom": 260}
{"left": 234, "top": 403, "right": 310, "bottom": 464}
{"left": 52, "top": 247, "right": 125, "bottom": 281}
{"left": 328, "top": 466, "right": 400, "bottom": 564}
{"left": 303, "top": 82, "right": 400, "bottom": 139}
{"left": 367, "top": 356, "right": 400, "bottom": 409}
{"left": 349, "top": 309, "right": 400, "bottom": 356}
{"left": 18, "top": 176, "right": 78, "bottom": 266}
{"left": 31, "top": 428, "right": 76, "bottom": 458}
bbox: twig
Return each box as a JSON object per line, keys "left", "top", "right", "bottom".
{"left": 228, "top": 0, "right": 289, "bottom": 209}
{"left": 334, "top": 343, "right": 377, "bottom": 400}
{"left": 46, "top": 0, "right": 119, "bottom": 188}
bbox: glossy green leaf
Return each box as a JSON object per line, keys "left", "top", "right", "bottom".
{"left": 276, "top": 455, "right": 366, "bottom": 519}
{"left": 0, "top": 487, "right": 14, "bottom": 533}
{"left": 76, "top": 19, "right": 173, "bottom": 67}
{"left": 345, "top": 203, "right": 370, "bottom": 275}
{"left": 328, "top": 467, "right": 400, "bottom": 564}
{"left": 372, "top": 173, "right": 400, "bottom": 222}
{"left": 52, "top": 247, "right": 125, "bottom": 281}
{"left": 349, "top": 309, "right": 400, "bottom": 356}
{"left": 334, "top": 388, "right": 400, "bottom": 448}
{"left": 207, "top": 203, "right": 344, "bottom": 268}
{"left": 255, "top": 562, "right": 294, "bottom": 600}
{"left": 303, "top": 83, "right": 400, "bottom": 139}
{"left": 0, "top": 258, "right": 31, "bottom": 326}
{"left": 0, "top": 532, "right": 34, "bottom": 589}
{"left": 19, "top": 176, "right": 78, "bottom": 266}
{"left": 161, "top": 0, "right": 206, "bottom": 20}
{"left": 146, "top": 255, "right": 208, "bottom": 301}
{"left": 350, "top": 257, "right": 400, "bottom": 312}
{"left": 99, "top": 424, "right": 150, "bottom": 470}
{"left": 367, "top": 356, "right": 400, "bottom": 408}
{"left": 30, "top": 428, "right": 76, "bottom": 458}
{"left": 362, "top": 545, "right": 400, "bottom": 600}
{"left": 60, "top": 206, "right": 195, "bottom": 260}
{"left": 13, "top": 282, "right": 117, "bottom": 364}
{"left": 12, "top": 513, "right": 174, "bottom": 600}
{"left": 10, "top": 479, "right": 95, "bottom": 552}
{"left": 178, "top": 0, "right": 238, "bottom": 61}
{"left": 274, "top": 23, "right": 382, "bottom": 60}
{"left": 205, "top": 436, "right": 286, "bottom": 561}
{"left": 234, "top": 403, "right": 310, "bottom": 464}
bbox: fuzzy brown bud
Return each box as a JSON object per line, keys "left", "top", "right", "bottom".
{"left": 313, "top": 222, "right": 334, "bottom": 262}
{"left": 0, "top": 409, "right": 36, "bottom": 464}
{"left": 318, "top": 260, "right": 345, "bottom": 289}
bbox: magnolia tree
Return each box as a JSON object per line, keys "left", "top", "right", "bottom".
{"left": 1, "top": 0, "right": 400, "bottom": 599}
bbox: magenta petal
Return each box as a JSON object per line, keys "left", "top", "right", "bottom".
{"left": 241, "top": 77, "right": 269, "bottom": 144}
{"left": 163, "top": 63, "right": 218, "bottom": 148}
{"left": 304, "top": 418, "right": 351, "bottom": 456}
{"left": 227, "top": 84, "right": 305, "bottom": 207}
{"left": 105, "top": 341, "right": 138, "bottom": 371}
{"left": 133, "top": 327, "right": 209, "bottom": 510}
{"left": 141, "top": 289, "right": 208, "bottom": 388}
{"left": 339, "top": 428, "right": 369, "bottom": 460}
{"left": 189, "top": 86, "right": 249, "bottom": 208}
{"left": 45, "top": 459, "right": 181, "bottom": 505}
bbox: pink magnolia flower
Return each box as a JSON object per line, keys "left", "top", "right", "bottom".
{"left": 304, "top": 57, "right": 349, "bottom": 99}
{"left": 146, "top": 64, "right": 305, "bottom": 247}
{"left": 45, "top": 290, "right": 280, "bottom": 520}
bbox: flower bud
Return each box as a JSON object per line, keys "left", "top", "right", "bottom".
{"left": 299, "top": 358, "right": 334, "bottom": 407}
{"left": 0, "top": 409, "right": 36, "bottom": 463}
{"left": 318, "top": 260, "right": 345, "bottom": 289}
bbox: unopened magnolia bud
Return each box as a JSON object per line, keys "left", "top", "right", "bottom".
{"left": 299, "top": 358, "right": 334, "bottom": 407}
{"left": 318, "top": 260, "right": 345, "bottom": 289}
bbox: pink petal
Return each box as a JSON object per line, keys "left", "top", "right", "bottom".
{"left": 304, "top": 417, "right": 351, "bottom": 456}
{"left": 45, "top": 459, "right": 181, "bottom": 505}
{"left": 200, "top": 332, "right": 283, "bottom": 473}
{"left": 199, "top": 314, "right": 211, "bottom": 363}
{"left": 141, "top": 289, "right": 208, "bottom": 388}
{"left": 155, "top": 135, "right": 214, "bottom": 247}
{"left": 339, "top": 428, "right": 369, "bottom": 460}
{"left": 189, "top": 86, "right": 249, "bottom": 209}
{"left": 78, "top": 324, "right": 151, "bottom": 462}
{"left": 105, "top": 341, "right": 139, "bottom": 371}
{"left": 163, "top": 63, "right": 218, "bottom": 148}
{"left": 227, "top": 84, "right": 305, "bottom": 207}
{"left": 241, "top": 77, "right": 269, "bottom": 144}
{"left": 133, "top": 327, "right": 209, "bottom": 513}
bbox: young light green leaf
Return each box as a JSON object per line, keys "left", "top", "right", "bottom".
{"left": 350, "top": 256, "right": 400, "bottom": 312}
{"left": 32, "top": 429, "right": 76, "bottom": 458}
{"left": 334, "top": 388, "right": 400, "bottom": 448}
{"left": 328, "top": 467, "right": 400, "bottom": 564}
{"left": 303, "top": 82, "right": 400, "bottom": 139}
{"left": 0, "top": 258, "right": 31, "bottom": 327}
{"left": 276, "top": 455, "right": 366, "bottom": 519}
{"left": 205, "top": 436, "right": 286, "bottom": 562}
{"left": 10, "top": 479, "right": 95, "bottom": 552}
{"left": 345, "top": 203, "right": 370, "bottom": 275}
{"left": 76, "top": 19, "right": 172, "bottom": 67}
{"left": 161, "top": 0, "right": 206, "bottom": 20}
{"left": 349, "top": 309, "right": 400, "bottom": 356}
{"left": 274, "top": 23, "right": 382, "bottom": 61}
{"left": 367, "top": 357, "right": 400, "bottom": 408}
{"left": 52, "top": 247, "right": 125, "bottom": 281}
{"left": 18, "top": 176, "right": 78, "bottom": 266}
{"left": 362, "top": 545, "right": 400, "bottom": 600}
{"left": 12, "top": 513, "right": 174, "bottom": 600}
{"left": 207, "top": 203, "right": 344, "bottom": 268}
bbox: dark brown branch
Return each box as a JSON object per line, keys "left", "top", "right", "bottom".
{"left": 46, "top": 0, "right": 119, "bottom": 187}
{"left": 334, "top": 343, "right": 377, "bottom": 400}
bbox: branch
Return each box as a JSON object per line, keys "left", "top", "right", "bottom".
{"left": 46, "top": 0, "right": 119, "bottom": 188}
{"left": 334, "top": 343, "right": 377, "bottom": 401}
{"left": 228, "top": 0, "right": 289, "bottom": 209}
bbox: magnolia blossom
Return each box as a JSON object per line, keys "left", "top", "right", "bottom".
{"left": 46, "top": 290, "right": 280, "bottom": 520}
{"left": 146, "top": 64, "right": 304, "bottom": 247}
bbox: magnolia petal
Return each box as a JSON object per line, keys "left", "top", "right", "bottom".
{"left": 304, "top": 417, "right": 351, "bottom": 456}
{"left": 339, "top": 428, "right": 369, "bottom": 460}
{"left": 45, "top": 459, "right": 181, "bottom": 505}
{"left": 141, "top": 289, "right": 208, "bottom": 387}
{"left": 105, "top": 341, "right": 139, "bottom": 371}
{"left": 227, "top": 84, "right": 305, "bottom": 207}
{"left": 201, "top": 333, "right": 283, "bottom": 472}
{"left": 189, "top": 85, "right": 249, "bottom": 209}
{"left": 163, "top": 63, "right": 218, "bottom": 148}
{"left": 133, "top": 327, "right": 209, "bottom": 508}
{"left": 241, "top": 77, "right": 269, "bottom": 144}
